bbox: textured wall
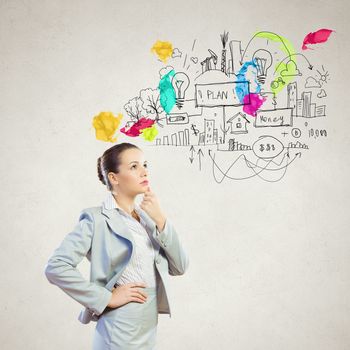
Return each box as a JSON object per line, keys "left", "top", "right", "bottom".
{"left": 1, "top": 0, "right": 349, "bottom": 349}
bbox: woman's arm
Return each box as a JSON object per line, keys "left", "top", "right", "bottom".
{"left": 140, "top": 186, "right": 189, "bottom": 276}
{"left": 44, "top": 209, "right": 112, "bottom": 316}
{"left": 154, "top": 218, "right": 189, "bottom": 276}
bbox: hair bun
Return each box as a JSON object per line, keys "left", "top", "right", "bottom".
{"left": 97, "top": 157, "right": 106, "bottom": 186}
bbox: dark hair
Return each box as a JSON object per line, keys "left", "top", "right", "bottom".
{"left": 97, "top": 142, "right": 140, "bottom": 191}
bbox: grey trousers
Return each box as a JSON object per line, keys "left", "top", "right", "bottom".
{"left": 92, "top": 287, "right": 158, "bottom": 350}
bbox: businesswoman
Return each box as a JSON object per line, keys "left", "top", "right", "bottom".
{"left": 45, "top": 142, "right": 189, "bottom": 349}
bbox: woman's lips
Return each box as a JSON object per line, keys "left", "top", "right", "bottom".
{"left": 141, "top": 180, "right": 149, "bottom": 185}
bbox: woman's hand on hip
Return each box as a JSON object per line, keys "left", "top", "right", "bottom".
{"left": 107, "top": 282, "right": 148, "bottom": 308}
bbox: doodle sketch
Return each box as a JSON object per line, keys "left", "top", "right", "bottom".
{"left": 92, "top": 28, "right": 334, "bottom": 183}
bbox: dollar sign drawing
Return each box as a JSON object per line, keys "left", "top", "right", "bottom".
{"left": 191, "top": 124, "right": 199, "bottom": 135}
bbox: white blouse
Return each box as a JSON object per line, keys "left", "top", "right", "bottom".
{"left": 103, "top": 192, "right": 158, "bottom": 288}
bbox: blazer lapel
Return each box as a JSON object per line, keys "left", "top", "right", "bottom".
{"left": 101, "top": 206, "right": 136, "bottom": 290}
{"left": 102, "top": 191, "right": 160, "bottom": 251}
{"left": 100, "top": 200, "right": 158, "bottom": 249}
{"left": 101, "top": 205, "right": 135, "bottom": 246}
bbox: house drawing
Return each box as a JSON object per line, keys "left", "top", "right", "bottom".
{"left": 226, "top": 112, "right": 250, "bottom": 134}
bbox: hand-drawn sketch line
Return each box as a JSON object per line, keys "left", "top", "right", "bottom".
{"left": 92, "top": 28, "right": 333, "bottom": 183}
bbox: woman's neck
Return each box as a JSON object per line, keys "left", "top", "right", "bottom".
{"left": 111, "top": 191, "right": 136, "bottom": 216}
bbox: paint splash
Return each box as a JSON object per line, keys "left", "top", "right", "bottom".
{"left": 92, "top": 111, "right": 123, "bottom": 142}
{"left": 302, "top": 29, "right": 334, "bottom": 50}
{"left": 235, "top": 59, "right": 261, "bottom": 104}
{"left": 253, "top": 31, "right": 296, "bottom": 95}
{"left": 243, "top": 93, "right": 266, "bottom": 117}
{"left": 120, "top": 117, "right": 156, "bottom": 138}
{"left": 140, "top": 124, "right": 158, "bottom": 141}
{"left": 151, "top": 40, "right": 173, "bottom": 63}
{"left": 159, "top": 69, "right": 176, "bottom": 113}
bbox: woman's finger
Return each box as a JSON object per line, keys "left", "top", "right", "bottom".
{"left": 131, "top": 290, "right": 147, "bottom": 300}
{"left": 131, "top": 295, "right": 146, "bottom": 303}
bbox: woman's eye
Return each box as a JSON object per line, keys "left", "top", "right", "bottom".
{"left": 131, "top": 164, "right": 147, "bottom": 169}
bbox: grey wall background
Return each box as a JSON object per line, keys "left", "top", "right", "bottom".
{"left": 1, "top": 0, "right": 349, "bottom": 349}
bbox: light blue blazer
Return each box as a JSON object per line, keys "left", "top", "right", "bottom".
{"left": 44, "top": 197, "right": 189, "bottom": 324}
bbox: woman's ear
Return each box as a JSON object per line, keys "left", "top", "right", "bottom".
{"left": 108, "top": 172, "right": 118, "bottom": 185}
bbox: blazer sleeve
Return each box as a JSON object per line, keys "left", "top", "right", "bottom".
{"left": 154, "top": 218, "right": 189, "bottom": 276}
{"left": 44, "top": 209, "right": 112, "bottom": 316}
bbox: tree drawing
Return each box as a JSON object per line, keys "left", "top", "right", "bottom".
{"left": 139, "top": 88, "right": 165, "bottom": 127}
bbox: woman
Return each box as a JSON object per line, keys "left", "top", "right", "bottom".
{"left": 44, "top": 142, "right": 189, "bottom": 349}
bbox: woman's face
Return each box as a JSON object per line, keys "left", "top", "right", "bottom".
{"left": 109, "top": 148, "right": 149, "bottom": 196}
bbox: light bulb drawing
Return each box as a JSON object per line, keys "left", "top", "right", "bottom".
{"left": 252, "top": 49, "right": 273, "bottom": 85}
{"left": 171, "top": 72, "right": 190, "bottom": 109}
